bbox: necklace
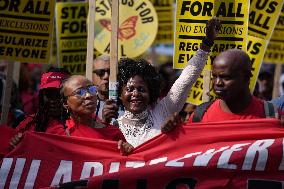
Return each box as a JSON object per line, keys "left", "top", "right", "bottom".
{"left": 119, "top": 110, "right": 154, "bottom": 138}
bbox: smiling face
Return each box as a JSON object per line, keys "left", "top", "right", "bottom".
{"left": 63, "top": 75, "right": 97, "bottom": 117}
{"left": 120, "top": 75, "right": 150, "bottom": 114}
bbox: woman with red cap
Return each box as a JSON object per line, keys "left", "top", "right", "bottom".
{"left": 10, "top": 68, "right": 70, "bottom": 147}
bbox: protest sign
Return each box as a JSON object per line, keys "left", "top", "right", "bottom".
{"left": 1, "top": 119, "right": 284, "bottom": 189}
{"left": 93, "top": 0, "right": 158, "bottom": 58}
{"left": 247, "top": 36, "right": 268, "bottom": 92}
{"left": 150, "top": 0, "right": 174, "bottom": 44}
{"left": 264, "top": 42, "right": 284, "bottom": 63}
{"left": 0, "top": 0, "right": 55, "bottom": 63}
{"left": 56, "top": 2, "right": 100, "bottom": 75}
{"left": 248, "top": 0, "right": 283, "bottom": 40}
{"left": 174, "top": 0, "right": 249, "bottom": 105}
{"left": 264, "top": 6, "right": 284, "bottom": 64}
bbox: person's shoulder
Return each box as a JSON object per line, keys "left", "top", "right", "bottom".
{"left": 270, "top": 95, "right": 284, "bottom": 103}
{"left": 270, "top": 95, "right": 284, "bottom": 110}
{"left": 251, "top": 96, "right": 265, "bottom": 107}
{"left": 198, "top": 100, "right": 220, "bottom": 114}
{"left": 188, "top": 100, "right": 218, "bottom": 123}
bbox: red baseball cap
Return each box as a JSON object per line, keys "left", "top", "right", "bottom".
{"left": 39, "top": 72, "right": 68, "bottom": 90}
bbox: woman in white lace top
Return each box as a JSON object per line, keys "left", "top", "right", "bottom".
{"left": 104, "top": 17, "right": 221, "bottom": 148}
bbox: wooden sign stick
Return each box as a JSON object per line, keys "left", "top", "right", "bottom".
{"left": 202, "top": 70, "right": 211, "bottom": 103}
{"left": 86, "top": 0, "right": 96, "bottom": 80}
{"left": 272, "top": 64, "right": 282, "bottom": 98}
{"left": 109, "top": 0, "right": 119, "bottom": 100}
{"left": 13, "top": 61, "right": 20, "bottom": 86}
{"left": 0, "top": 61, "right": 14, "bottom": 125}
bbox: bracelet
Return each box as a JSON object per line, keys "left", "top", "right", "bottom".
{"left": 202, "top": 37, "right": 214, "bottom": 47}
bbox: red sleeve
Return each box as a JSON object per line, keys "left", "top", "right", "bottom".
{"left": 113, "top": 127, "right": 126, "bottom": 141}
{"left": 45, "top": 121, "right": 68, "bottom": 136}
{"left": 95, "top": 117, "right": 125, "bottom": 140}
{"left": 15, "top": 115, "right": 35, "bottom": 133}
{"left": 104, "top": 124, "right": 126, "bottom": 141}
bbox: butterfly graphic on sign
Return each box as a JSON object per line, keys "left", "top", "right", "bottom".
{"left": 99, "top": 16, "right": 138, "bottom": 41}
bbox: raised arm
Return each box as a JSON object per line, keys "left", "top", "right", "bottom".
{"left": 156, "top": 17, "right": 221, "bottom": 118}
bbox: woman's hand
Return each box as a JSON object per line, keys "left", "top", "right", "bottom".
{"left": 102, "top": 99, "right": 119, "bottom": 123}
{"left": 200, "top": 16, "right": 222, "bottom": 52}
{"left": 118, "top": 140, "right": 134, "bottom": 156}
{"left": 161, "top": 112, "right": 183, "bottom": 133}
{"left": 9, "top": 133, "right": 23, "bottom": 150}
{"left": 205, "top": 16, "right": 221, "bottom": 42}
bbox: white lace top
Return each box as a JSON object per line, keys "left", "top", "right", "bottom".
{"left": 118, "top": 49, "right": 209, "bottom": 147}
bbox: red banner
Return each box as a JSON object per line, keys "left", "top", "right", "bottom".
{"left": 1, "top": 119, "right": 284, "bottom": 189}
{"left": 0, "top": 126, "right": 16, "bottom": 160}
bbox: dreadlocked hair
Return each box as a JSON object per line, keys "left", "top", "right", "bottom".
{"left": 34, "top": 91, "right": 49, "bottom": 132}
{"left": 117, "top": 58, "right": 161, "bottom": 106}
{"left": 18, "top": 90, "right": 51, "bottom": 132}
{"left": 59, "top": 77, "right": 71, "bottom": 130}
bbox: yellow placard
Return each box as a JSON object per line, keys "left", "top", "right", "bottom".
{"left": 271, "top": 6, "right": 284, "bottom": 41}
{"left": 264, "top": 41, "right": 284, "bottom": 64}
{"left": 56, "top": 2, "right": 100, "bottom": 74}
{"left": 174, "top": 0, "right": 249, "bottom": 105}
{"left": 0, "top": 0, "right": 55, "bottom": 63}
{"left": 93, "top": 0, "right": 158, "bottom": 58}
{"left": 247, "top": 36, "right": 268, "bottom": 92}
{"left": 150, "top": 0, "right": 174, "bottom": 44}
{"left": 264, "top": 5, "right": 284, "bottom": 64}
{"left": 248, "top": 0, "right": 283, "bottom": 40}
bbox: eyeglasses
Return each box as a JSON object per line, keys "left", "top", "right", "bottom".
{"left": 93, "top": 69, "right": 110, "bottom": 77}
{"left": 66, "top": 85, "right": 97, "bottom": 98}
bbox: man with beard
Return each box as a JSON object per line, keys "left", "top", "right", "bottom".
{"left": 93, "top": 55, "right": 124, "bottom": 122}
{"left": 188, "top": 49, "right": 278, "bottom": 123}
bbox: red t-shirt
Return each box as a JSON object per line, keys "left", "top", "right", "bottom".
{"left": 16, "top": 115, "right": 125, "bottom": 141}
{"left": 16, "top": 115, "right": 67, "bottom": 135}
{"left": 188, "top": 96, "right": 266, "bottom": 123}
{"left": 65, "top": 117, "right": 125, "bottom": 141}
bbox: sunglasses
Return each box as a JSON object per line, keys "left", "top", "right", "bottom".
{"left": 67, "top": 85, "right": 97, "bottom": 98}
{"left": 93, "top": 69, "right": 110, "bottom": 77}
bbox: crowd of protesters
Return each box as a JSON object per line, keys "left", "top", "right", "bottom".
{"left": 3, "top": 17, "right": 284, "bottom": 157}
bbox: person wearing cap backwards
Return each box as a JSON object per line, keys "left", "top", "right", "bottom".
{"left": 10, "top": 68, "right": 70, "bottom": 148}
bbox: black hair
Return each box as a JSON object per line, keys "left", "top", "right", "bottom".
{"left": 117, "top": 58, "right": 161, "bottom": 106}
{"left": 57, "top": 76, "right": 74, "bottom": 133}
{"left": 258, "top": 71, "right": 273, "bottom": 81}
